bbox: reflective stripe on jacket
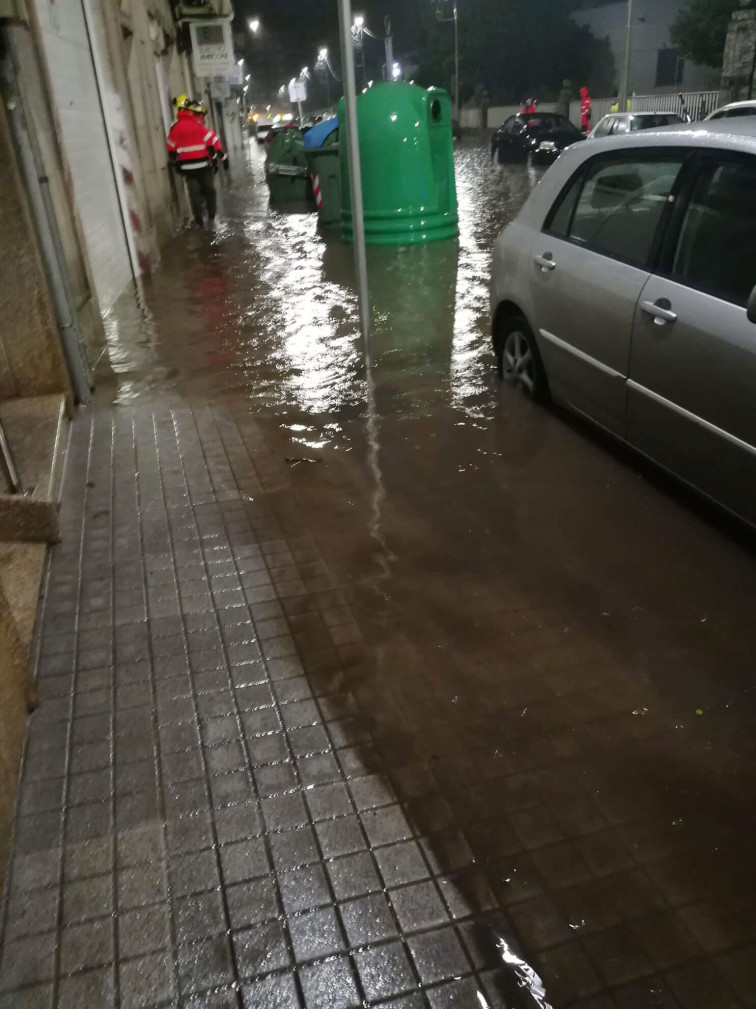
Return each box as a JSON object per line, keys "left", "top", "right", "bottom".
{"left": 166, "top": 110, "right": 213, "bottom": 171}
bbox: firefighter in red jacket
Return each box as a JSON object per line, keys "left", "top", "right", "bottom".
{"left": 166, "top": 96, "right": 219, "bottom": 226}
{"left": 580, "top": 86, "right": 592, "bottom": 134}
{"left": 190, "top": 100, "right": 230, "bottom": 172}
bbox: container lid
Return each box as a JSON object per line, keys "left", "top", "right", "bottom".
{"left": 303, "top": 116, "right": 339, "bottom": 149}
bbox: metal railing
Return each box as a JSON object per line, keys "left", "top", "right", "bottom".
{"left": 630, "top": 90, "right": 721, "bottom": 119}
{"left": 473, "top": 90, "right": 723, "bottom": 132}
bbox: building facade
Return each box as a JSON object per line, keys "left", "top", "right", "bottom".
{"left": 571, "top": 0, "right": 720, "bottom": 96}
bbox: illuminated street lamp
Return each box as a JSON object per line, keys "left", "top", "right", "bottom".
{"left": 391, "top": 61, "right": 401, "bottom": 80}
{"left": 352, "top": 13, "right": 395, "bottom": 86}
{"left": 249, "top": 18, "right": 260, "bottom": 34}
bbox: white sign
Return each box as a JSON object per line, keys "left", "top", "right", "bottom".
{"left": 189, "top": 20, "right": 235, "bottom": 78}
{"left": 209, "top": 81, "right": 231, "bottom": 100}
{"left": 288, "top": 80, "right": 307, "bottom": 104}
{"left": 212, "top": 66, "right": 243, "bottom": 86}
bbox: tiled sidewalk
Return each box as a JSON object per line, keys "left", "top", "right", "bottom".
{"left": 0, "top": 406, "right": 510, "bottom": 1009}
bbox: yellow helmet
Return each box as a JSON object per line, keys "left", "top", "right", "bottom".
{"left": 174, "top": 94, "right": 192, "bottom": 110}
{"left": 190, "top": 99, "right": 208, "bottom": 117}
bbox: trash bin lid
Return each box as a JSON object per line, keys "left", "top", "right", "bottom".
{"left": 303, "top": 116, "right": 339, "bottom": 149}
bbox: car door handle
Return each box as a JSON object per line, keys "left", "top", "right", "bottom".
{"left": 534, "top": 254, "right": 556, "bottom": 272}
{"left": 641, "top": 299, "right": 677, "bottom": 325}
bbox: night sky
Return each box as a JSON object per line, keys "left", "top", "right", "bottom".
{"left": 234, "top": 0, "right": 427, "bottom": 102}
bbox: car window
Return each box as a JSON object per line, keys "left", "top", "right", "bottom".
{"left": 671, "top": 156, "right": 756, "bottom": 305}
{"left": 593, "top": 117, "right": 613, "bottom": 138}
{"left": 708, "top": 111, "right": 726, "bottom": 120}
{"left": 502, "top": 116, "right": 517, "bottom": 134}
{"left": 725, "top": 106, "right": 756, "bottom": 118}
{"left": 612, "top": 118, "right": 631, "bottom": 135}
{"left": 632, "top": 114, "right": 682, "bottom": 130}
{"left": 566, "top": 156, "right": 684, "bottom": 266}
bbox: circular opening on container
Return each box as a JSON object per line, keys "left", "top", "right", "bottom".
{"left": 431, "top": 99, "right": 442, "bottom": 122}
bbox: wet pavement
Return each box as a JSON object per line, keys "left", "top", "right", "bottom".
{"left": 2, "top": 140, "right": 756, "bottom": 1008}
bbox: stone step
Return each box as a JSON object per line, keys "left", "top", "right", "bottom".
{"left": 0, "top": 393, "right": 69, "bottom": 542}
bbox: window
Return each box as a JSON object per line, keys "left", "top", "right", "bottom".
{"left": 502, "top": 116, "right": 518, "bottom": 134}
{"left": 671, "top": 157, "right": 756, "bottom": 305}
{"left": 632, "top": 114, "right": 683, "bottom": 131}
{"left": 548, "top": 156, "right": 683, "bottom": 266}
{"left": 612, "top": 118, "right": 631, "bottom": 135}
{"left": 723, "top": 106, "right": 756, "bottom": 119}
{"left": 593, "top": 117, "right": 614, "bottom": 138}
{"left": 656, "top": 48, "right": 683, "bottom": 88}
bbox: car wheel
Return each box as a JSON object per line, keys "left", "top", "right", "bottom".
{"left": 497, "top": 315, "right": 548, "bottom": 400}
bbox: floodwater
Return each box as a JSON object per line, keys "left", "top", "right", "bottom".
{"left": 97, "top": 141, "right": 756, "bottom": 1006}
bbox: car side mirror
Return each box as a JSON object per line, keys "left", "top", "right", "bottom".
{"left": 748, "top": 285, "right": 756, "bottom": 324}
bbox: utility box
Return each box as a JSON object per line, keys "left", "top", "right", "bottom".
{"left": 339, "top": 82, "right": 459, "bottom": 245}
{"left": 266, "top": 129, "right": 311, "bottom": 204}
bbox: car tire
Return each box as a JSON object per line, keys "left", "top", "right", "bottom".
{"left": 496, "top": 315, "right": 549, "bottom": 401}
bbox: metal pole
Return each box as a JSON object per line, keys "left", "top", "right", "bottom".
{"left": 297, "top": 99, "right": 304, "bottom": 123}
{"left": 618, "top": 0, "right": 633, "bottom": 113}
{"left": 337, "top": 0, "right": 372, "bottom": 361}
{"left": 454, "top": 2, "right": 460, "bottom": 117}
{"left": 385, "top": 16, "right": 393, "bottom": 80}
{"left": 0, "top": 420, "right": 23, "bottom": 495}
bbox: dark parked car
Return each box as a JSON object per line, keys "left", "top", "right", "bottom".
{"left": 491, "top": 112, "right": 584, "bottom": 164}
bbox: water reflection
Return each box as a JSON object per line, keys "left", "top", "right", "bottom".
{"left": 450, "top": 148, "right": 544, "bottom": 418}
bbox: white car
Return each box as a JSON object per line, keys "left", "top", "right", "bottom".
{"left": 490, "top": 120, "right": 756, "bottom": 526}
{"left": 590, "top": 111, "right": 684, "bottom": 138}
{"left": 705, "top": 100, "right": 756, "bottom": 121}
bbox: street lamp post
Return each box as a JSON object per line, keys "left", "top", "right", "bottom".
{"left": 453, "top": 3, "right": 459, "bottom": 117}
{"left": 384, "top": 17, "right": 393, "bottom": 81}
{"left": 352, "top": 15, "right": 395, "bottom": 85}
{"left": 618, "top": 0, "right": 633, "bottom": 113}
{"left": 434, "top": 1, "right": 460, "bottom": 118}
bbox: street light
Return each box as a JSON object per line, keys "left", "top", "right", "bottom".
{"left": 351, "top": 14, "right": 394, "bottom": 86}
{"left": 392, "top": 61, "right": 401, "bottom": 80}
{"left": 249, "top": 18, "right": 260, "bottom": 34}
{"left": 618, "top": 0, "right": 634, "bottom": 113}
{"left": 237, "top": 58, "right": 244, "bottom": 67}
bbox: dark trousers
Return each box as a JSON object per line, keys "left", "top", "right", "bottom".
{"left": 184, "top": 166, "right": 217, "bottom": 223}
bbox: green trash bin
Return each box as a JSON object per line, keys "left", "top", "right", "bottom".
{"left": 339, "top": 82, "right": 459, "bottom": 245}
{"left": 306, "top": 128, "right": 341, "bottom": 229}
{"left": 266, "top": 129, "right": 311, "bottom": 203}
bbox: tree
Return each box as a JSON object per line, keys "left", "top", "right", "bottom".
{"left": 671, "top": 0, "right": 740, "bottom": 68}
{"left": 416, "top": 0, "right": 615, "bottom": 105}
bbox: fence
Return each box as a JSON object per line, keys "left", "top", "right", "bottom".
{"left": 629, "top": 90, "right": 720, "bottom": 120}
{"left": 463, "top": 90, "right": 722, "bottom": 132}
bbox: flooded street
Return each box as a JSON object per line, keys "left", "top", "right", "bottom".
{"left": 4, "top": 140, "right": 756, "bottom": 1008}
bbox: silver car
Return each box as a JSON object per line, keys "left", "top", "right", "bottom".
{"left": 490, "top": 120, "right": 756, "bottom": 527}
{"left": 589, "top": 111, "right": 684, "bottom": 138}
{"left": 706, "top": 100, "right": 756, "bottom": 121}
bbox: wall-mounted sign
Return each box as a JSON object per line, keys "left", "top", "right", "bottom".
{"left": 209, "top": 81, "right": 231, "bottom": 100}
{"left": 189, "top": 20, "right": 235, "bottom": 78}
{"left": 211, "top": 66, "right": 243, "bottom": 86}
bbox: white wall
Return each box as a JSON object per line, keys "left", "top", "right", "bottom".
{"left": 572, "top": 0, "right": 720, "bottom": 96}
{"left": 31, "top": 0, "right": 132, "bottom": 311}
